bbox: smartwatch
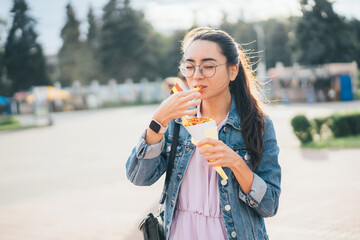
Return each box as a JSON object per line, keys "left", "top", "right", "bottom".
{"left": 149, "top": 119, "right": 168, "bottom": 134}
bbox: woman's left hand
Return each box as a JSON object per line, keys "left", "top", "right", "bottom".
{"left": 197, "top": 138, "right": 242, "bottom": 169}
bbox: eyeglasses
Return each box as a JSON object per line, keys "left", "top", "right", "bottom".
{"left": 179, "top": 62, "right": 227, "bottom": 78}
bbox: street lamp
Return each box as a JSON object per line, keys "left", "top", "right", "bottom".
{"left": 253, "top": 24, "right": 270, "bottom": 101}
{"left": 253, "top": 24, "right": 266, "bottom": 80}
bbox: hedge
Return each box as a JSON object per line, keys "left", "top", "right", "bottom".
{"left": 290, "top": 114, "right": 313, "bottom": 144}
{"left": 291, "top": 111, "right": 360, "bottom": 144}
{"left": 0, "top": 116, "right": 18, "bottom": 126}
{"left": 328, "top": 112, "right": 360, "bottom": 137}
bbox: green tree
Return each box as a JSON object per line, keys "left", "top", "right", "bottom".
{"left": 85, "top": 6, "right": 104, "bottom": 83}
{"left": 158, "top": 30, "right": 187, "bottom": 78}
{"left": 58, "top": 3, "right": 82, "bottom": 86}
{"left": 260, "top": 18, "right": 292, "bottom": 68}
{"left": 87, "top": 6, "right": 100, "bottom": 53}
{"left": 348, "top": 18, "right": 360, "bottom": 65}
{"left": 59, "top": 4, "right": 106, "bottom": 86}
{"left": 0, "top": 43, "right": 3, "bottom": 88}
{"left": 221, "top": 19, "right": 257, "bottom": 51}
{"left": 100, "top": 0, "right": 160, "bottom": 82}
{"left": 294, "top": 0, "right": 353, "bottom": 65}
{"left": 5, "top": 0, "right": 50, "bottom": 95}
{"left": 220, "top": 18, "right": 259, "bottom": 70}
{"left": 0, "top": 18, "right": 10, "bottom": 96}
{"left": 221, "top": 17, "right": 294, "bottom": 70}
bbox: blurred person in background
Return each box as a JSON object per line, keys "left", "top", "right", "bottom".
{"left": 328, "top": 88, "right": 336, "bottom": 101}
{"left": 126, "top": 27, "right": 281, "bottom": 240}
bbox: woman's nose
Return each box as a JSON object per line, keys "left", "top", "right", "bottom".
{"left": 193, "top": 66, "right": 203, "bottom": 79}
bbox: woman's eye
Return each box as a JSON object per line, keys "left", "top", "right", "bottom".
{"left": 186, "top": 66, "right": 194, "bottom": 69}
{"left": 203, "top": 65, "right": 215, "bottom": 69}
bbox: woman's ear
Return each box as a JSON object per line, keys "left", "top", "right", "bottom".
{"left": 229, "top": 64, "right": 239, "bottom": 81}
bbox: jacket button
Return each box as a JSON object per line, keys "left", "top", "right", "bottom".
{"left": 231, "top": 231, "right": 237, "bottom": 238}
{"left": 221, "top": 179, "right": 227, "bottom": 186}
{"left": 223, "top": 126, "right": 228, "bottom": 133}
{"left": 245, "top": 152, "right": 251, "bottom": 161}
{"left": 225, "top": 205, "right": 231, "bottom": 211}
{"left": 249, "top": 200, "right": 254, "bottom": 205}
{"left": 177, "top": 174, "right": 182, "bottom": 179}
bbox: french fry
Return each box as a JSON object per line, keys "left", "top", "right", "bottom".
{"left": 182, "top": 116, "right": 213, "bottom": 126}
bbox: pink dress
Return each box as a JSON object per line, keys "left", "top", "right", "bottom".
{"left": 169, "top": 109, "right": 229, "bottom": 240}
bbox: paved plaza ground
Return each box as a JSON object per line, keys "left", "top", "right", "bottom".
{"left": 0, "top": 101, "right": 359, "bottom": 239}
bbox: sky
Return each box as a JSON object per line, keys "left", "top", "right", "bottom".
{"left": 0, "top": 0, "right": 359, "bottom": 55}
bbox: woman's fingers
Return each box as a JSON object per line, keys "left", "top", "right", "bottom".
{"left": 199, "top": 145, "right": 225, "bottom": 155}
{"left": 197, "top": 138, "right": 222, "bottom": 148}
{"left": 155, "top": 90, "right": 200, "bottom": 123}
{"left": 182, "top": 108, "right": 197, "bottom": 116}
{"left": 170, "top": 91, "right": 200, "bottom": 118}
{"left": 204, "top": 152, "right": 225, "bottom": 161}
{"left": 167, "top": 91, "right": 200, "bottom": 109}
{"left": 180, "top": 90, "right": 201, "bottom": 102}
{"left": 184, "top": 99, "right": 201, "bottom": 109}
{"left": 207, "top": 159, "right": 225, "bottom": 167}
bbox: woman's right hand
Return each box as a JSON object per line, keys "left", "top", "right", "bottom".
{"left": 153, "top": 89, "right": 201, "bottom": 127}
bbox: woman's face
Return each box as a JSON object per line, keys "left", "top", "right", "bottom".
{"left": 184, "top": 40, "right": 237, "bottom": 100}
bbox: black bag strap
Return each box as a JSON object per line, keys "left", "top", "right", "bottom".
{"left": 159, "top": 120, "right": 180, "bottom": 205}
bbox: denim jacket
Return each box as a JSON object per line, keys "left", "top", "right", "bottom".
{"left": 126, "top": 96, "right": 281, "bottom": 240}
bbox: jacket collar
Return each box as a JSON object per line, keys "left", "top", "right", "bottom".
{"left": 174, "top": 94, "right": 241, "bottom": 130}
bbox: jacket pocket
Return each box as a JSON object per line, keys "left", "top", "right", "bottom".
{"left": 233, "top": 145, "right": 253, "bottom": 170}
{"left": 165, "top": 143, "right": 183, "bottom": 157}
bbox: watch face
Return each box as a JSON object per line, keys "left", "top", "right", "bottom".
{"left": 149, "top": 120, "right": 161, "bottom": 133}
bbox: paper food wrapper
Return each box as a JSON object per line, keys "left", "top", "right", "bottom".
{"left": 183, "top": 120, "right": 228, "bottom": 180}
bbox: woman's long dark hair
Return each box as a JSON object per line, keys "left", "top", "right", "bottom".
{"left": 182, "top": 27, "right": 265, "bottom": 170}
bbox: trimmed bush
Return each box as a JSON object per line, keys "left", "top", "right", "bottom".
{"left": 0, "top": 116, "right": 18, "bottom": 126}
{"left": 328, "top": 112, "right": 360, "bottom": 137}
{"left": 291, "top": 114, "right": 313, "bottom": 144}
{"left": 291, "top": 111, "right": 360, "bottom": 147}
{"left": 354, "top": 89, "right": 360, "bottom": 100}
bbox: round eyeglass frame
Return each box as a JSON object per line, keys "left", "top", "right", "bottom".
{"left": 179, "top": 62, "right": 227, "bottom": 78}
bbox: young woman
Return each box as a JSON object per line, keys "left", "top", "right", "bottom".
{"left": 126, "top": 27, "right": 281, "bottom": 240}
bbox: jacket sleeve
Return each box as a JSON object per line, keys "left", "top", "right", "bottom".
{"left": 125, "top": 127, "right": 170, "bottom": 186}
{"left": 238, "top": 117, "right": 281, "bottom": 217}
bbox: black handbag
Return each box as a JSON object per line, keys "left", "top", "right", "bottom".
{"left": 138, "top": 121, "right": 180, "bottom": 240}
